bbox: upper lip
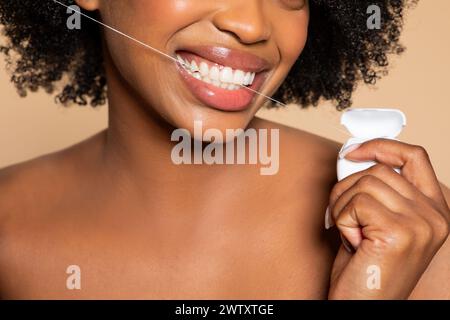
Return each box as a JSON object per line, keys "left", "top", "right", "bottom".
{"left": 175, "top": 45, "right": 271, "bottom": 73}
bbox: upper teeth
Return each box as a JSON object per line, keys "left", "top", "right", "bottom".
{"left": 177, "top": 55, "right": 256, "bottom": 90}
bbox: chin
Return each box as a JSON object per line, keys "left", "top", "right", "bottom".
{"left": 172, "top": 111, "right": 257, "bottom": 143}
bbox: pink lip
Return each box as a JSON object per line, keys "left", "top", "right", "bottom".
{"left": 178, "top": 45, "right": 271, "bottom": 73}
{"left": 175, "top": 46, "right": 271, "bottom": 112}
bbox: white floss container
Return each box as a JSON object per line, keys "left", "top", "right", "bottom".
{"left": 337, "top": 108, "right": 407, "bottom": 181}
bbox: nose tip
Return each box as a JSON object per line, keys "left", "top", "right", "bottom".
{"left": 212, "top": 2, "right": 272, "bottom": 44}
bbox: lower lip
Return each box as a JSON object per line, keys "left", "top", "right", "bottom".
{"left": 176, "top": 61, "right": 267, "bottom": 112}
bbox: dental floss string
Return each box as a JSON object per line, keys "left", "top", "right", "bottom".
{"left": 53, "top": 0, "right": 286, "bottom": 107}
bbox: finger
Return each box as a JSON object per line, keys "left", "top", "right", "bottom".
{"left": 343, "top": 139, "right": 444, "bottom": 204}
{"left": 334, "top": 192, "right": 396, "bottom": 249}
{"left": 330, "top": 163, "right": 419, "bottom": 209}
{"left": 331, "top": 175, "right": 411, "bottom": 223}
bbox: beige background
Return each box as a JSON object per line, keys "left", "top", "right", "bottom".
{"left": 1, "top": 0, "right": 449, "bottom": 184}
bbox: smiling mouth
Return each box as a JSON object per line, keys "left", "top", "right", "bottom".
{"left": 177, "top": 52, "right": 256, "bottom": 91}
{"left": 175, "top": 46, "right": 271, "bottom": 112}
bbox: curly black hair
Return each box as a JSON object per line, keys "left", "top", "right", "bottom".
{"left": 0, "top": 0, "right": 416, "bottom": 109}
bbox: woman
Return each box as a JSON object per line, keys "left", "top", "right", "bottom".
{"left": 0, "top": 0, "right": 448, "bottom": 299}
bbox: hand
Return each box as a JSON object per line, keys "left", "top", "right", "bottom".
{"left": 327, "top": 139, "right": 450, "bottom": 299}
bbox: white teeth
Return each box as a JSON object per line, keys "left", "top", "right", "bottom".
{"left": 190, "top": 60, "right": 199, "bottom": 73}
{"left": 250, "top": 72, "right": 255, "bottom": 84}
{"left": 179, "top": 55, "right": 256, "bottom": 90}
{"left": 209, "top": 66, "right": 220, "bottom": 81}
{"left": 220, "top": 67, "right": 233, "bottom": 83}
{"left": 233, "top": 70, "right": 245, "bottom": 85}
{"left": 177, "top": 54, "right": 191, "bottom": 69}
{"left": 199, "top": 62, "right": 209, "bottom": 77}
{"left": 177, "top": 54, "right": 184, "bottom": 65}
{"left": 243, "top": 72, "right": 252, "bottom": 86}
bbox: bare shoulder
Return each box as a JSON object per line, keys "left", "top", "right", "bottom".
{"left": 0, "top": 132, "right": 105, "bottom": 292}
{"left": 0, "top": 153, "right": 63, "bottom": 221}
{"left": 0, "top": 151, "right": 73, "bottom": 281}
{"left": 0, "top": 131, "right": 104, "bottom": 223}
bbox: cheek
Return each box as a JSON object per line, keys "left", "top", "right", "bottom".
{"left": 101, "top": 0, "right": 197, "bottom": 39}
{"left": 127, "top": 0, "right": 203, "bottom": 36}
{"left": 100, "top": 0, "right": 212, "bottom": 76}
{"left": 99, "top": 0, "right": 202, "bottom": 87}
{"left": 274, "top": 10, "right": 309, "bottom": 66}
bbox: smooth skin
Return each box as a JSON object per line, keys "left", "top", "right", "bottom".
{"left": 0, "top": 0, "right": 448, "bottom": 299}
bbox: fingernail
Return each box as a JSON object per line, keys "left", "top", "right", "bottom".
{"left": 340, "top": 234, "right": 355, "bottom": 253}
{"left": 339, "top": 143, "right": 362, "bottom": 159}
{"left": 324, "top": 206, "right": 334, "bottom": 230}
